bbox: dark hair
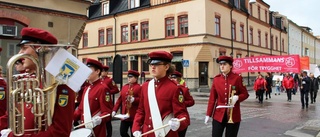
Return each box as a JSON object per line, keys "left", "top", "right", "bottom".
{"left": 166, "top": 63, "right": 174, "bottom": 76}
{"left": 90, "top": 66, "right": 102, "bottom": 76}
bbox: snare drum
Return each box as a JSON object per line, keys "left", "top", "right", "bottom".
{"left": 70, "top": 128, "right": 92, "bottom": 137}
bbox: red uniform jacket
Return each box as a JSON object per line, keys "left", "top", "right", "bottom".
{"left": 76, "top": 81, "right": 89, "bottom": 104}
{"left": 132, "top": 77, "right": 190, "bottom": 137}
{"left": 5, "top": 84, "right": 75, "bottom": 137}
{"left": 101, "top": 76, "right": 119, "bottom": 94}
{"left": 177, "top": 84, "right": 194, "bottom": 127}
{"left": 282, "top": 76, "right": 294, "bottom": 89}
{"left": 113, "top": 82, "right": 141, "bottom": 121}
{"left": 0, "top": 77, "right": 7, "bottom": 117}
{"left": 73, "top": 79, "right": 113, "bottom": 137}
{"left": 206, "top": 72, "right": 249, "bottom": 123}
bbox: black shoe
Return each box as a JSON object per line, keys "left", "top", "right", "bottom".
{"left": 269, "top": 96, "right": 271, "bottom": 98}
{"left": 266, "top": 98, "right": 268, "bottom": 100}
{"left": 289, "top": 100, "right": 291, "bottom": 102}
{"left": 275, "top": 94, "right": 277, "bottom": 96}
{"left": 311, "top": 102, "right": 313, "bottom": 104}
{"left": 302, "top": 106, "right": 304, "bottom": 109}
{"left": 279, "top": 93, "right": 280, "bottom": 95}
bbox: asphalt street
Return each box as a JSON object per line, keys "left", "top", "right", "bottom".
{"left": 108, "top": 87, "right": 320, "bottom": 137}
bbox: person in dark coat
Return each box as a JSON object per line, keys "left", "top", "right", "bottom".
{"left": 265, "top": 73, "right": 273, "bottom": 99}
{"left": 309, "top": 73, "right": 319, "bottom": 103}
{"left": 300, "top": 71, "right": 311, "bottom": 109}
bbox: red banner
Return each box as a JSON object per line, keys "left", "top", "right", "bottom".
{"left": 232, "top": 55, "right": 301, "bottom": 73}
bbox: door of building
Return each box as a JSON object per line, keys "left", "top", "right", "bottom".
{"left": 199, "top": 62, "right": 208, "bottom": 86}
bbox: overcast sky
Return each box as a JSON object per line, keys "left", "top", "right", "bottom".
{"left": 263, "top": 0, "right": 320, "bottom": 36}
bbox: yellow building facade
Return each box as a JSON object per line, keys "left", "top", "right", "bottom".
{"left": 79, "top": 0, "right": 288, "bottom": 90}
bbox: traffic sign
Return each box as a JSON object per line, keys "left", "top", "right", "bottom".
{"left": 182, "top": 60, "right": 189, "bottom": 67}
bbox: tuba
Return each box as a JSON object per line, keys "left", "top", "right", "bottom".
{"left": 6, "top": 44, "right": 69, "bottom": 136}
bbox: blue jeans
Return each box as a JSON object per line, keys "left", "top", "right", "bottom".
{"left": 275, "top": 86, "right": 280, "bottom": 94}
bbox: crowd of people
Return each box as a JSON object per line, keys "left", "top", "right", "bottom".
{"left": 253, "top": 71, "right": 320, "bottom": 109}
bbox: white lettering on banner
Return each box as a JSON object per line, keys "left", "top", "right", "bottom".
{"left": 243, "top": 57, "right": 285, "bottom": 63}
{"left": 248, "top": 66, "right": 258, "bottom": 71}
{"left": 259, "top": 66, "right": 282, "bottom": 71}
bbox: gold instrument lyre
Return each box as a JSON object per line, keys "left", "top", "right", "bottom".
{"left": 6, "top": 44, "right": 70, "bottom": 136}
{"left": 227, "top": 85, "right": 236, "bottom": 123}
{"left": 126, "top": 86, "right": 133, "bottom": 117}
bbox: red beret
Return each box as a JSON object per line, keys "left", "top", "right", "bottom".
{"left": 17, "top": 27, "right": 58, "bottom": 46}
{"left": 86, "top": 58, "right": 103, "bottom": 70}
{"left": 102, "top": 65, "right": 109, "bottom": 71}
{"left": 148, "top": 51, "right": 173, "bottom": 64}
{"left": 171, "top": 71, "right": 182, "bottom": 78}
{"left": 216, "top": 56, "right": 233, "bottom": 64}
{"left": 128, "top": 70, "right": 140, "bottom": 77}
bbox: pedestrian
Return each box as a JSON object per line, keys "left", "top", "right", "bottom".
{"left": 132, "top": 51, "right": 190, "bottom": 137}
{"left": 275, "top": 78, "right": 281, "bottom": 95}
{"left": 265, "top": 72, "right": 273, "bottom": 99}
{"left": 309, "top": 73, "right": 319, "bottom": 104}
{"left": 0, "top": 27, "right": 75, "bottom": 136}
{"left": 292, "top": 73, "right": 300, "bottom": 95}
{"left": 171, "top": 71, "right": 195, "bottom": 137}
{"left": 205, "top": 56, "right": 249, "bottom": 137}
{"left": 282, "top": 73, "right": 294, "bottom": 102}
{"left": 112, "top": 70, "right": 141, "bottom": 137}
{"left": 254, "top": 74, "right": 266, "bottom": 104}
{"left": 300, "top": 71, "right": 311, "bottom": 109}
{"left": 100, "top": 65, "right": 119, "bottom": 137}
{"left": 73, "top": 58, "right": 112, "bottom": 137}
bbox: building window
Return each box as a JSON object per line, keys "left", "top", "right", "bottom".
{"left": 215, "top": 16, "right": 221, "bottom": 36}
{"left": 265, "top": 10, "right": 268, "bottom": 22}
{"left": 240, "top": 25, "right": 244, "bottom": 42}
{"left": 7, "top": 43, "right": 15, "bottom": 57}
{"left": 131, "top": 24, "right": 138, "bottom": 42}
{"left": 103, "top": 2, "right": 109, "bottom": 15}
{"left": 98, "top": 58, "right": 106, "bottom": 65}
{"left": 121, "top": 25, "right": 128, "bottom": 43}
{"left": 82, "top": 58, "right": 87, "bottom": 63}
{"left": 258, "top": 6, "right": 261, "bottom": 20}
{"left": 249, "top": 28, "right": 253, "bottom": 44}
{"left": 219, "top": 51, "right": 226, "bottom": 56}
{"left": 165, "top": 17, "right": 174, "bottom": 38}
{"left": 122, "top": 56, "right": 128, "bottom": 72}
{"left": 305, "top": 48, "right": 309, "bottom": 56}
{"left": 130, "top": 0, "right": 140, "bottom": 9}
{"left": 258, "top": 30, "right": 261, "bottom": 46}
{"left": 275, "top": 36, "right": 278, "bottom": 50}
{"left": 129, "top": 55, "right": 138, "bottom": 70}
{"left": 265, "top": 33, "right": 268, "bottom": 48}
{"left": 282, "top": 39, "right": 284, "bottom": 52}
{"left": 234, "top": 0, "right": 240, "bottom": 9}
{"left": 141, "top": 22, "right": 149, "bottom": 40}
{"left": 107, "top": 57, "right": 113, "bottom": 72}
{"left": 141, "top": 55, "right": 149, "bottom": 72}
{"left": 178, "top": 15, "right": 188, "bottom": 36}
{"left": 83, "top": 33, "right": 88, "bottom": 48}
{"left": 106, "top": 28, "right": 113, "bottom": 45}
{"left": 272, "top": 16, "right": 276, "bottom": 26}
{"left": 271, "top": 35, "right": 274, "bottom": 50}
{"left": 232, "top": 21, "right": 236, "bottom": 40}
{"left": 99, "top": 29, "right": 104, "bottom": 46}
{"left": 171, "top": 52, "right": 183, "bottom": 74}
{"left": 236, "top": 54, "right": 242, "bottom": 58}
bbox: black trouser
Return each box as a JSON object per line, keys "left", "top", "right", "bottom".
{"left": 178, "top": 127, "right": 188, "bottom": 137}
{"left": 119, "top": 120, "right": 133, "bottom": 137}
{"left": 266, "top": 87, "right": 272, "bottom": 98}
{"left": 212, "top": 113, "right": 240, "bottom": 137}
{"left": 310, "top": 89, "right": 315, "bottom": 103}
{"left": 257, "top": 89, "right": 264, "bottom": 103}
{"left": 106, "top": 120, "right": 112, "bottom": 137}
{"left": 315, "top": 90, "right": 318, "bottom": 102}
{"left": 286, "top": 88, "right": 292, "bottom": 101}
{"left": 301, "top": 90, "right": 309, "bottom": 108}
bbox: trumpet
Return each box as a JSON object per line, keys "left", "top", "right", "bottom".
{"left": 227, "top": 85, "right": 236, "bottom": 123}
{"left": 126, "top": 86, "right": 133, "bottom": 117}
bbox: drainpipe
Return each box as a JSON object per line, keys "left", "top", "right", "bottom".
{"left": 301, "top": 31, "right": 303, "bottom": 56}
{"left": 270, "top": 27, "right": 272, "bottom": 55}
{"left": 246, "top": 14, "right": 250, "bottom": 85}
{"left": 230, "top": 8, "right": 234, "bottom": 57}
{"left": 113, "top": 14, "right": 117, "bottom": 55}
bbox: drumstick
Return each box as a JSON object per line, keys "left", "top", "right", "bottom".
{"left": 74, "top": 114, "right": 110, "bottom": 129}
{"left": 140, "top": 117, "right": 186, "bottom": 137}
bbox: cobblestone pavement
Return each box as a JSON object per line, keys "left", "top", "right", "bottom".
{"left": 108, "top": 87, "right": 320, "bottom": 137}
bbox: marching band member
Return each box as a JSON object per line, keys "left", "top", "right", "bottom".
{"left": 73, "top": 58, "right": 112, "bottom": 137}
{"left": 0, "top": 66, "right": 6, "bottom": 117}
{"left": 101, "top": 65, "right": 119, "bottom": 137}
{"left": 170, "top": 71, "right": 194, "bottom": 137}
{"left": 0, "top": 27, "right": 75, "bottom": 137}
{"left": 113, "top": 70, "right": 141, "bottom": 137}
{"left": 132, "top": 51, "right": 189, "bottom": 137}
{"left": 205, "top": 56, "right": 249, "bottom": 137}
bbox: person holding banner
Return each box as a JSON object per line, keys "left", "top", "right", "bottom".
{"left": 112, "top": 70, "right": 141, "bottom": 137}
{"left": 132, "top": 51, "right": 189, "bottom": 137}
{"left": 205, "top": 56, "right": 249, "bottom": 137}
{"left": 282, "top": 73, "right": 295, "bottom": 102}
{"left": 73, "top": 58, "right": 112, "bottom": 137}
{"left": 299, "top": 71, "right": 311, "bottom": 109}
{"left": 0, "top": 27, "right": 75, "bottom": 136}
